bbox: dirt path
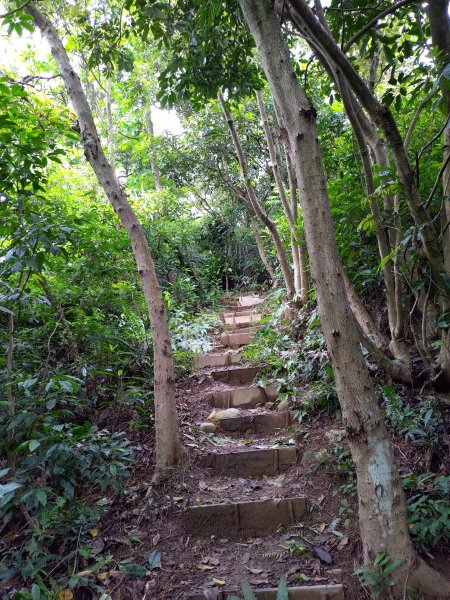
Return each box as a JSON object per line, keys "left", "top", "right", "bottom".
{"left": 103, "top": 295, "right": 366, "bottom": 599}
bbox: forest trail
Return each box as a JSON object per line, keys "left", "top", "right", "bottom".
{"left": 179, "top": 296, "right": 347, "bottom": 599}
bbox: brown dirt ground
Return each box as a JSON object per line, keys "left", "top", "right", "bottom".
{"left": 41, "top": 294, "right": 449, "bottom": 600}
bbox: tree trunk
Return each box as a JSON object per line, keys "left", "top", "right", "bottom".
{"left": 238, "top": 0, "right": 450, "bottom": 596}
{"left": 288, "top": 0, "right": 450, "bottom": 310}
{"left": 255, "top": 89, "right": 303, "bottom": 298}
{"left": 27, "top": 3, "right": 184, "bottom": 479}
{"left": 294, "top": 1, "right": 410, "bottom": 369}
{"left": 106, "top": 77, "right": 115, "bottom": 168}
{"left": 6, "top": 311, "right": 15, "bottom": 473}
{"left": 428, "top": 0, "right": 450, "bottom": 385}
{"left": 39, "top": 276, "right": 79, "bottom": 359}
{"left": 250, "top": 217, "right": 278, "bottom": 287}
{"left": 219, "top": 93, "right": 296, "bottom": 300}
{"left": 147, "top": 102, "right": 163, "bottom": 191}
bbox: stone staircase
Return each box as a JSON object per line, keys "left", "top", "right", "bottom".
{"left": 186, "top": 295, "right": 345, "bottom": 600}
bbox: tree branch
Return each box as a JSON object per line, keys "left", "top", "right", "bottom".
{"left": 343, "top": 0, "right": 418, "bottom": 52}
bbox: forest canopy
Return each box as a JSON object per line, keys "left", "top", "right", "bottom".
{"left": 1, "top": 1, "right": 450, "bottom": 599}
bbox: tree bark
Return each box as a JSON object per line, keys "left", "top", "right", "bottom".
{"left": 6, "top": 311, "right": 16, "bottom": 473}
{"left": 106, "top": 77, "right": 115, "bottom": 169}
{"left": 27, "top": 3, "right": 184, "bottom": 478}
{"left": 39, "top": 276, "right": 79, "bottom": 359}
{"left": 288, "top": 0, "right": 450, "bottom": 309}
{"left": 250, "top": 216, "right": 278, "bottom": 286}
{"left": 428, "top": 0, "right": 450, "bottom": 385}
{"left": 238, "top": 0, "right": 450, "bottom": 596}
{"left": 219, "top": 93, "right": 295, "bottom": 299}
{"left": 255, "top": 89, "right": 303, "bottom": 298}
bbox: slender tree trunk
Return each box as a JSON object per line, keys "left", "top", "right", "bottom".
{"left": 255, "top": 89, "right": 303, "bottom": 297}
{"left": 106, "top": 77, "right": 115, "bottom": 168}
{"left": 147, "top": 102, "right": 163, "bottom": 191}
{"left": 296, "top": 1, "right": 410, "bottom": 370}
{"left": 39, "top": 276, "right": 79, "bottom": 359}
{"left": 428, "top": 0, "right": 450, "bottom": 385}
{"left": 27, "top": 3, "right": 184, "bottom": 478}
{"left": 6, "top": 312, "right": 15, "bottom": 473}
{"left": 288, "top": 0, "right": 450, "bottom": 309}
{"left": 239, "top": 1, "right": 450, "bottom": 596}
{"left": 219, "top": 93, "right": 295, "bottom": 299}
{"left": 250, "top": 217, "right": 278, "bottom": 286}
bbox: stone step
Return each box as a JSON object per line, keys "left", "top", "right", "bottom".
{"left": 211, "top": 365, "right": 261, "bottom": 385}
{"left": 224, "top": 308, "right": 257, "bottom": 318}
{"left": 224, "top": 321, "right": 260, "bottom": 331}
{"left": 201, "top": 446, "right": 298, "bottom": 476}
{"left": 237, "top": 295, "right": 265, "bottom": 307}
{"left": 217, "top": 411, "right": 293, "bottom": 433}
{"left": 224, "top": 313, "right": 261, "bottom": 326}
{"left": 185, "top": 496, "right": 306, "bottom": 537}
{"left": 189, "top": 584, "right": 344, "bottom": 600}
{"left": 220, "top": 330, "right": 254, "bottom": 347}
{"left": 194, "top": 350, "right": 242, "bottom": 370}
{"left": 210, "top": 384, "right": 278, "bottom": 408}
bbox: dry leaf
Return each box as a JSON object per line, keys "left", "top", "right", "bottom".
{"left": 212, "top": 578, "right": 226, "bottom": 586}
{"left": 245, "top": 566, "right": 264, "bottom": 574}
{"left": 241, "top": 551, "right": 251, "bottom": 564}
{"left": 97, "top": 572, "right": 109, "bottom": 582}
{"left": 152, "top": 533, "right": 161, "bottom": 546}
{"left": 89, "top": 528, "right": 99, "bottom": 538}
{"left": 57, "top": 591, "right": 74, "bottom": 600}
{"left": 197, "top": 563, "right": 214, "bottom": 571}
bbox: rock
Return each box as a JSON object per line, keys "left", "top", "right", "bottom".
{"left": 325, "top": 428, "right": 346, "bottom": 443}
{"left": 207, "top": 408, "right": 241, "bottom": 421}
{"left": 200, "top": 422, "right": 217, "bottom": 434}
{"left": 301, "top": 450, "right": 318, "bottom": 465}
{"left": 265, "top": 402, "right": 274, "bottom": 410}
{"left": 277, "top": 398, "right": 289, "bottom": 412}
{"left": 301, "top": 449, "right": 328, "bottom": 466}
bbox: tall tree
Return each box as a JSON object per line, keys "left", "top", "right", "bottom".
{"left": 238, "top": 0, "right": 450, "bottom": 596}
{"left": 26, "top": 3, "right": 185, "bottom": 480}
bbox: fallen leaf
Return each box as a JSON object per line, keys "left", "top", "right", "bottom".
{"left": 152, "top": 533, "right": 161, "bottom": 546}
{"left": 197, "top": 563, "right": 214, "bottom": 571}
{"left": 212, "top": 578, "right": 226, "bottom": 586}
{"left": 314, "top": 546, "right": 333, "bottom": 565}
{"left": 318, "top": 522, "right": 327, "bottom": 533}
{"left": 173, "top": 496, "right": 184, "bottom": 502}
{"left": 89, "top": 528, "right": 99, "bottom": 538}
{"left": 96, "top": 572, "right": 109, "bottom": 582}
{"left": 148, "top": 550, "right": 161, "bottom": 570}
{"left": 92, "top": 536, "right": 105, "bottom": 555}
{"left": 245, "top": 439, "right": 254, "bottom": 445}
{"left": 245, "top": 566, "right": 264, "bottom": 574}
{"left": 337, "top": 536, "right": 349, "bottom": 550}
{"left": 57, "top": 591, "right": 73, "bottom": 600}
{"left": 241, "top": 551, "right": 251, "bottom": 564}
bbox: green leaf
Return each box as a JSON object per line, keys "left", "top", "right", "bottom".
{"left": 29, "top": 439, "right": 41, "bottom": 452}
{"left": 36, "top": 489, "right": 47, "bottom": 507}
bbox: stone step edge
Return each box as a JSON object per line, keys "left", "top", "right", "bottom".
{"left": 185, "top": 496, "right": 306, "bottom": 537}
{"left": 201, "top": 446, "right": 299, "bottom": 475}
{"left": 187, "top": 584, "right": 344, "bottom": 600}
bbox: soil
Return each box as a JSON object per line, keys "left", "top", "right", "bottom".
{"left": 56, "top": 294, "right": 449, "bottom": 600}
{"left": 93, "top": 296, "right": 366, "bottom": 600}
